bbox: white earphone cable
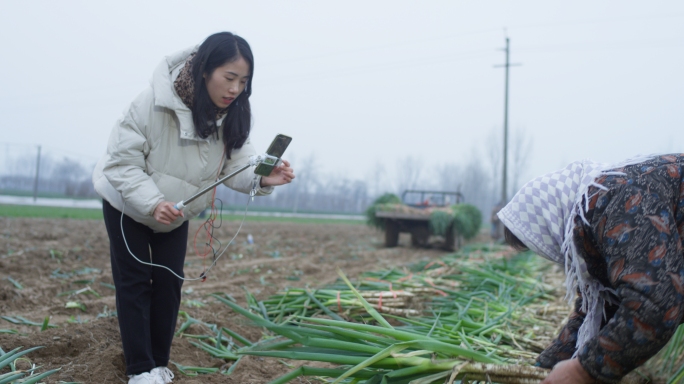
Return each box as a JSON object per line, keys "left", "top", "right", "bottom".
{"left": 119, "top": 193, "right": 253, "bottom": 281}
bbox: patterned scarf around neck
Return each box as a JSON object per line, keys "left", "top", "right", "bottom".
{"left": 497, "top": 156, "right": 651, "bottom": 355}
{"left": 173, "top": 52, "right": 230, "bottom": 120}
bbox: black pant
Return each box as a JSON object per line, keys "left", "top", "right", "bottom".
{"left": 102, "top": 200, "right": 188, "bottom": 376}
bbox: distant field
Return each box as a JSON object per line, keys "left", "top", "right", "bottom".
{"left": 0, "top": 204, "right": 104, "bottom": 219}
{"left": 0, "top": 204, "right": 364, "bottom": 225}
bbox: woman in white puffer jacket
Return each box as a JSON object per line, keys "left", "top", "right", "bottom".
{"left": 92, "top": 32, "right": 294, "bottom": 384}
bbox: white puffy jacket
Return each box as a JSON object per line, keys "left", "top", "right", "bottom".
{"left": 92, "top": 46, "right": 272, "bottom": 232}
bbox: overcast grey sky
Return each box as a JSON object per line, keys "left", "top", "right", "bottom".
{"left": 1, "top": 0, "right": 682, "bottom": 190}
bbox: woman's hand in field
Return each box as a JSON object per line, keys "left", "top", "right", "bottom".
{"left": 541, "top": 359, "right": 595, "bottom": 384}
{"left": 153, "top": 201, "right": 184, "bottom": 225}
{"left": 260, "top": 159, "right": 295, "bottom": 187}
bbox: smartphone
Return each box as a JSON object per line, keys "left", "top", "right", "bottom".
{"left": 254, "top": 134, "right": 292, "bottom": 176}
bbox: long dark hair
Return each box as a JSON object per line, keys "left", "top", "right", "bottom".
{"left": 191, "top": 32, "right": 253, "bottom": 158}
{"left": 504, "top": 226, "right": 529, "bottom": 252}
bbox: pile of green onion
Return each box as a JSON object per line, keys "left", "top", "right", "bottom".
{"left": 177, "top": 244, "right": 684, "bottom": 383}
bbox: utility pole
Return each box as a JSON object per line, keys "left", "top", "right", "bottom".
{"left": 32, "top": 145, "right": 41, "bottom": 202}
{"left": 494, "top": 36, "right": 520, "bottom": 204}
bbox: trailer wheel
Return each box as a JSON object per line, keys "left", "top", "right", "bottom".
{"left": 443, "top": 224, "right": 456, "bottom": 251}
{"left": 385, "top": 220, "right": 399, "bottom": 247}
{"left": 411, "top": 226, "right": 430, "bottom": 247}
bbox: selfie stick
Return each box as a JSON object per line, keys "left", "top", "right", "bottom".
{"left": 173, "top": 153, "right": 279, "bottom": 211}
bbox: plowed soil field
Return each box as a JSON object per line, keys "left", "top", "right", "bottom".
{"left": 0, "top": 216, "right": 454, "bottom": 383}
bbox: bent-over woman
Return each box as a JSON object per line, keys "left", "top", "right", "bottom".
{"left": 499, "top": 154, "right": 684, "bottom": 384}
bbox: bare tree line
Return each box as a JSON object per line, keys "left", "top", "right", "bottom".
{"left": 0, "top": 146, "right": 97, "bottom": 198}
{"left": 218, "top": 127, "right": 533, "bottom": 218}
{"left": 0, "top": 128, "right": 533, "bottom": 218}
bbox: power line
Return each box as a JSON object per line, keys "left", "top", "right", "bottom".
{"left": 2, "top": 34, "right": 682, "bottom": 101}
{"left": 259, "top": 13, "right": 684, "bottom": 67}
{"left": 249, "top": 37, "right": 684, "bottom": 87}
{"left": 259, "top": 28, "right": 503, "bottom": 67}
{"left": 260, "top": 49, "right": 496, "bottom": 85}
{"left": 6, "top": 38, "right": 679, "bottom": 100}
{"left": 516, "top": 38, "right": 683, "bottom": 53}
{"left": 506, "top": 13, "right": 684, "bottom": 31}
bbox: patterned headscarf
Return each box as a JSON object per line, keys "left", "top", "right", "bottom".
{"left": 497, "top": 157, "right": 650, "bottom": 354}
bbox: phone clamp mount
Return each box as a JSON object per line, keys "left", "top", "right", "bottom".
{"left": 173, "top": 134, "right": 292, "bottom": 211}
{"left": 251, "top": 153, "right": 281, "bottom": 170}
